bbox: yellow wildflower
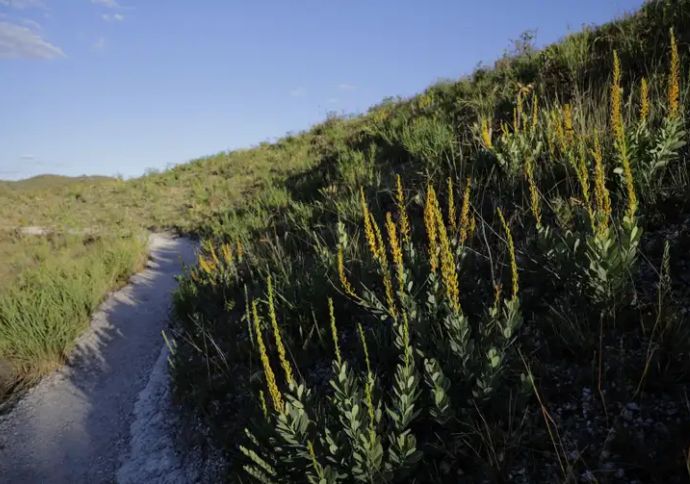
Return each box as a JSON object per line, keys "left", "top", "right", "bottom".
{"left": 531, "top": 93, "right": 539, "bottom": 131}
{"left": 385, "top": 212, "right": 405, "bottom": 294}
{"left": 236, "top": 239, "right": 244, "bottom": 260}
{"left": 371, "top": 212, "right": 397, "bottom": 320}
{"left": 221, "top": 242, "right": 234, "bottom": 266}
{"left": 424, "top": 185, "right": 439, "bottom": 273}
{"left": 435, "top": 196, "right": 461, "bottom": 313}
{"left": 252, "top": 301, "right": 283, "bottom": 413}
{"left": 592, "top": 134, "right": 612, "bottom": 233}
{"left": 611, "top": 51, "right": 625, "bottom": 145}
{"left": 481, "top": 118, "right": 493, "bottom": 149}
{"left": 267, "top": 275, "right": 294, "bottom": 387}
{"left": 611, "top": 50, "right": 637, "bottom": 218}
{"left": 328, "top": 298, "right": 341, "bottom": 365}
{"left": 337, "top": 247, "right": 357, "bottom": 299}
{"left": 525, "top": 156, "right": 542, "bottom": 227}
{"left": 360, "top": 188, "right": 378, "bottom": 261}
{"left": 640, "top": 77, "right": 650, "bottom": 123}
{"left": 669, "top": 28, "right": 680, "bottom": 118}
{"left": 497, "top": 209, "right": 519, "bottom": 300}
{"left": 447, "top": 177, "right": 457, "bottom": 233}
{"left": 395, "top": 175, "right": 411, "bottom": 245}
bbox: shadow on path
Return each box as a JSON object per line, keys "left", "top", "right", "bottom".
{"left": 0, "top": 233, "right": 197, "bottom": 483}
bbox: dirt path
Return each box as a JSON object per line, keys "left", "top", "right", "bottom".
{"left": 0, "top": 233, "right": 199, "bottom": 483}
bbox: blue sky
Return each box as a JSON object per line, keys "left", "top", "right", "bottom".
{"left": 0, "top": 0, "right": 645, "bottom": 180}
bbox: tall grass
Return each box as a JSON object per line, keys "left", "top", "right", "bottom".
{"left": 0, "top": 234, "right": 146, "bottom": 399}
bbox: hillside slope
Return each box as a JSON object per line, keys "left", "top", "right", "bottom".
{"left": 161, "top": 1, "right": 690, "bottom": 482}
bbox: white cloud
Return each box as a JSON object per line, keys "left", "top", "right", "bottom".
{"left": 91, "top": 0, "right": 120, "bottom": 7}
{"left": 337, "top": 83, "right": 356, "bottom": 91}
{"left": 289, "top": 87, "right": 306, "bottom": 97}
{"left": 0, "top": 21, "right": 64, "bottom": 59}
{"left": 101, "top": 13, "right": 124, "bottom": 22}
{"left": 0, "top": 0, "right": 45, "bottom": 9}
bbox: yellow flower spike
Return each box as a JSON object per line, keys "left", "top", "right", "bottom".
{"left": 592, "top": 134, "right": 612, "bottom": 234}
{"left": 481, "top": 118, "right": 493, "bottom": 149}
{"left": 385, "top": 212, "right": 405, "bottom": 294}
{"left": 640, "top": 77, "right": 650, "bottom": 123}
{"left": 370, "top": 213, "right": 387, "bottom": 266}
{"left": 267, "top": 275, "right": 295, "bottom": 387}
{"left": 459, "top": 177, "right": 472, "bottom": 245}
{"left": 236, "top": 240, "right": 244, "bottom": 261}
{"left": 531, "top": 93, "right": 539, "bottom": 132}
{"left": 497, "top": 209, "right": 519, "bottom": 300}
{"left": 328, "top": 298, "right": 342, "bottom": 365}
{"left": 611, "top": 50, "right": 625, "bottom": 145}
{"left": 563, "top": 104, "right": 574, "bottom": 147}
{"left": 209, "top": 245, "right": 220, "bottom": 267}
{"left": 357, "top": 323, "right": 377, "bottom": 441}
{"left": 259, "top": 390, "right": 268, "bottom": 418}
{"left": 395, "top": 175, "right": 411, "bottom": 245}
{"left": 493, "top": 283, "right": 503, "bottom": 310}
{"left": 424, "top": 185, "right": 440, "bottom": 274}
{"left": 360, "top": 188, "right": 379, "bottom": 261}
{"left": 576, "top": 141, "right": 595, "bottom": 231}
{"left": 337, "top": 247, "right": 357, "bottom": 299}
{"left": 221, "top": 242, "right": 234, "bottom": 266}
{"left": 252, "top": 300, "right": 284, "bottom": 413}
{"left": 513, "top": 107, "right": 519, "bottom": 134}
{"left": 611, "top": 50, "right": 638, "bottom": 219}
{"left": 447, "top": 177, "right": 457, "bottom": 233}
{"left": 435, "top": 196, "right": 461, "bottom": 314}
{"left": 198, "top": 255, "right": 216, "bottom": 277}
{"left": 524, "top": 156, "right": 542, "bottom": 227}
{"left": 669, "top": 28, "right": 680, "bottom": 118}
{"left": 371, "top": 212, "right": 398, "bottom": 320}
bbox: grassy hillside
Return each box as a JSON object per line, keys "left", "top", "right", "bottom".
{"left": 162, "top": 1, "right": 690, "bottom": 481}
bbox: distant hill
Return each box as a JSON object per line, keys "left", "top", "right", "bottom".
{"left": 0, "top": 174, "right": 116, "bottom": 192}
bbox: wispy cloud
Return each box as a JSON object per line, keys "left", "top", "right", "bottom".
{"left": 327, "top": 97, "right": 339, "bottom": 104}
{"left": 0, "top": 20, "right": 64, "bottom": 59}
{"left": 101, "top": 12, "right": 124, "bottom": 22}
{"left": 0, "top": 0, "right": 45, "bottom": 9}
{"left": 337, "top": 83, "right": 356, "bottom": 91}
{"left": 91, "top": 0, "right": 120, "bottom": 8}
{"left": 289, "top": 87, "right": 306, "bottom": 97}
{"left": 20, "top": 154, "right": 35, "bottom": 160}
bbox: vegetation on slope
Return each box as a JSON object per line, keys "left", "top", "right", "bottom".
{"left": 166, "top": 1, "right": 690, "bottom": 481}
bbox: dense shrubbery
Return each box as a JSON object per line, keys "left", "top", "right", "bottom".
{"left": 169, "top": 1, "right": 690, "bottom": 481}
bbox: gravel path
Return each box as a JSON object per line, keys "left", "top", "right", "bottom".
{"left": 0, "top": 233, "right": 198, "bottom": 483}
